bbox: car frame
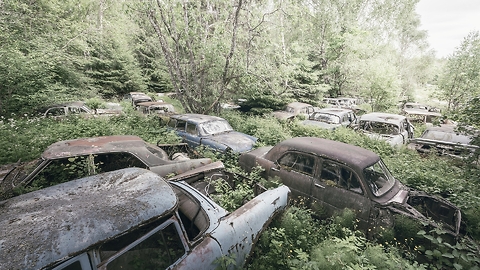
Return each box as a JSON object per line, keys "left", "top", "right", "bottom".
{"left": 166, "top": 113, "right": 257, "bottom": 153}
{"left": 357, "top": 112, "right": 414, "bottom": 146}
{"left": 0, "top": 135, "right": 212, "bottom": 200}
{"left": 239, "top": 137, "right": 463, "bottom": 240}
{"left": 0, "top": 167, "right": 290, "bottom": 270}
{"left": 301, "top": 108, "right": 357, "bottom": 130}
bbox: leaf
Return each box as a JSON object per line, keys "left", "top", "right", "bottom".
{"left": 442, "top": 253, "right": 455, "bottom": 258}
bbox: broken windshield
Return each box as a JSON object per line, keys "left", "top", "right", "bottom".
{"left": 360, "top": 121, "right": 400, "bottom": 135}
{"left": 312, "top": 113, "right": 340, "bottom": 124}
{"left": 199, "top": 120, "right": 233, "bottom": 135}
{"left": 363, "top": 160, "right": 396, "bottom": 197}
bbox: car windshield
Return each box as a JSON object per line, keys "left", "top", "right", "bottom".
{"left": 363, "top": 160, "right": 396, "bottom": 196}
{"left": 360, "top": 121, "right": 400, "bottom": 135}
{"left": 312, "top": 113, "right": 340, "bottom": 124}
{"left": 422, "top": 130, "right": 472, "bottom": 144}
{"left": 285, "top": 106, "right": 296, "bottom": 113}
{"left": 199, "top": 120, "right": 233, "bottom": 135}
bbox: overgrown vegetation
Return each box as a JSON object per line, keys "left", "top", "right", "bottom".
{"left": 2, "top": 108, "right": 480, "bottom": 268}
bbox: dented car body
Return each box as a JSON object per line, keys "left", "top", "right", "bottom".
{"left": 0, "top": 168, "right": 290, "bottom": 270}
{"left": 271, "top": 102, "right": 317, "bottom": 120}
{"left": 358, "top": 112, "right": 414, "bottom": 146}
{"left": 0, "top": 135, "right": 212, "bottom": 200}
{"left": 301, "top": 108, "right": 357, "bottom": 130}
{"left": 408, "top": 124, "right": 479, "bottom": 159}
{"left": 239, "top": 137, "right": 463, "bottom": 239}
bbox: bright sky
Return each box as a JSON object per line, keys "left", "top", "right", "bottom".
{"left": 415, "top": 0, "right": 480, "bottom": 58}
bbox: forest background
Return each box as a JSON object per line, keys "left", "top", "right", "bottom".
{"left": 1, "top": 0, "right": 480, "bottom": 269}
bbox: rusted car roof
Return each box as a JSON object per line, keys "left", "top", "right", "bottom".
{"left": 42, "top": 135, "right": 153, "bottom": 160}
{"left": 170, "top": 113, "right": 225, "bottom": 124}
{"left": 267, "top": 137, "right": 379, "bottom": 170}
{"left": 359, "top": 112, "right": 406, "bottom": 125}
{"left": 0, "top": 168, "right": 177, "bottom": 270}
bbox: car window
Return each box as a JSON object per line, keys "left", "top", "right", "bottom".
{"left": 52, "top": 253, "right": 92, "bottom": 270}
{"left": 278, "top": 152, "right": 315, "bottom": 176}
{"left": 199, "top": 120, "right": 233, "bottom": 135}
{"left": 175, "top": 120, "right": 187, "bottom": 131}
{"left": 320, "top": 161, "right": 363, "bottom": 194}
{"left": 24, "top": 153, "right": 147, "bottom": 194}
{"left": 99, "top": 219, "right": 186, "bottom": 269}
{"left": 186, "top": 122, "right": 197, "bottom": 135}
{"left": 363, "top": 160, "right": 395, "bottom": 196}
{"left": 172, "top": 185, "right": 209, "bottom": 240}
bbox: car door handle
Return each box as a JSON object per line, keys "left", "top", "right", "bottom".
{"left": 271, "top": 167, "right": 279, "bottom": 172}
{"left": 315, "top": 183, "right": 325, "bottom": 189}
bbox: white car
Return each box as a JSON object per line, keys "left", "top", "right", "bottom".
{"left": 358, "top": 112, "right": 414, "bottom": 146}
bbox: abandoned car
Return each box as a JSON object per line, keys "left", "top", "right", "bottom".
{"left": 408, "top": 124, "right": 479, "bottom": 159}
{"left": 357, "top": 112, "right": 414, "bottom": 146}
{"left": 239, "top": 137, "right": 463, "bottom": 240}
{"left": 401, "top": 102, "right": 442, "bottom": 125}
{"left": 301, "top": 108, "right": 357, "bottom": 130}
{"left": 0, "top": 135, "right": 212, "bottom": 200}
{"left": 166, "top": 113, "right": 257, "bottom": 153}
{"left": 136, "top": 101, "right": 176, "bottom": 115}
{"left": 42, "top": 101, "right": 121, "bottom": 118}
{"left": 123, "top": 92, "right": 154, "bottom": 107}
{"left": 0, "top": 168, "right": 290, "bottom": 270}
{"left": 271, "top": 102, "right": 317, "bottom": 120}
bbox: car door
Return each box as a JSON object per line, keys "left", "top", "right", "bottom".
{"left": 313, "top": 159, "right": 372, "bottom": 228}
{"left": 268, "top": 151, "right": 315, "bottom": 200}
{"left": 183, "top": 121, "right": 201, "bottom": 148}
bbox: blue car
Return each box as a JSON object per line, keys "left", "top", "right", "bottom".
{"left": 167, "top": 114, "right": 257, "bottom": 153}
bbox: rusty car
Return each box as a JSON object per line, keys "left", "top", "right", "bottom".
{"left": 271, "top": 102, "right": 318, "bottom": 120}
{"left": 408, "top": 124, "right": 479, "bottom": 160}
{"left": 42, "top": 101, "right": 122, "bottom": 119}
{"left": 136, "top": 101, "right": 175, "bottom": 115}
{"left": 300, "top": 108, "right": 357, "bottom": 130}
{"left": 357, "top": 112, "right": 414, "bottom": 146}
{"left": 0, "top": 167, "right": 290, "bottom": 270}
{"left": 239, "top": 137, "right": 464, "bottom": 240}
{"left": 123, "top": 91, "right": 154, "bottom": 107}
{"left": 401, "top": 102, "right": 442, "bottom": 125}
{"left": 166, "top": 113, "right": 257, "bottom": 153}
{"left": 0, "top": 135, "right": 212, "bottom": 200}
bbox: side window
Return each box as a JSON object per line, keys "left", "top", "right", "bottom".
{"left": 172, "top": 185, "right": 209, "bottom": 241}
{"left": 278, "top": 152, "right": 315, "bottom": 176}
{"left": 52, "top": 253, "right": 92, "bottom": 270}
{"left": 186, "top": 122, "right": 197, "bottom": 136}
{"left": 94, "top": 152, "right": 147, "bottom": 172}
{"left": 28, "top": 153, "right": 147, "bottom": 192}
{"left": 99, "top": 219, "right": 186, "bottom": 270}
{"left": 175, "top": 120, "right": 187, "bottom": 131}
{"left": 28, "top": 156, "right": 92, "bottom": 192}
{"left": 320, "top": 161, "right": 363, "bottom": 194}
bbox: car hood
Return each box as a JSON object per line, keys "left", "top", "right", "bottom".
{"left": 386, "top": 189, "right": 463, "bottom": 238}
{"left": 301, "top": 120, "right": 339, "bottom": 130}
{"left": 206, "top": 132, "right": 257, "bottom": 152}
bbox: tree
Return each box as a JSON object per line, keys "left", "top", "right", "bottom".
{"left": 438, "top": 31, "right": 480, "bottom": 112}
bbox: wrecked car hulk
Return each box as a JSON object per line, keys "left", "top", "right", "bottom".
{"left": 0, "top": 135, "right": 212, "bottom": 200}
{"left": 239, "top": 137, "right": 464, "bottom": 240}
{"left": 0, "top": 168, "right": 291, "bottom": 270}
